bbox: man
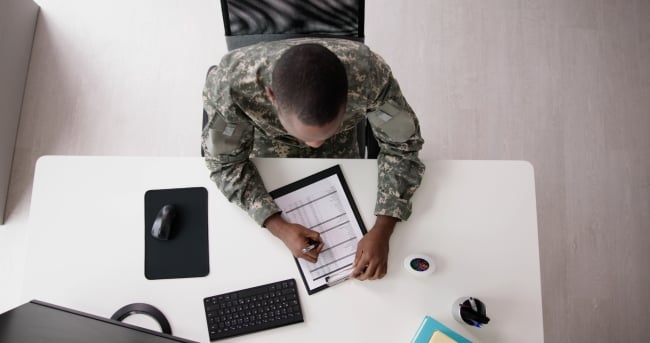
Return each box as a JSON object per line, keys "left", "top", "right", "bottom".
{"left": 202, "top": 38, "right": 424, "bottom": 280}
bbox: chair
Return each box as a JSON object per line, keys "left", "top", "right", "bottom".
{"left": 221, "top": 0, "right": 364, "bottom": 50}
{"left": 203, "top": 0, "right": 379, "bottom": 158}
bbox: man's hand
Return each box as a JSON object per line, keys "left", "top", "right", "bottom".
{"left": 264, "top": 214, "right": 324, "bottom": 263}
{"left": 352, "top": 215, "right": 397, "bottom": 280}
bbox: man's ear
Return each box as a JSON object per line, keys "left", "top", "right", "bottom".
{"left": 265, "top": 87, "right": 276, "bottom": 104}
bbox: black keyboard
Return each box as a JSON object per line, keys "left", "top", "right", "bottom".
{"left": 203, "top": 278, "right": 304, "bottom": 341}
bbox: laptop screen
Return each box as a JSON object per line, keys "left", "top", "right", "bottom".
{"left": 0, "top": 300, "right": 198, "bottom": 343}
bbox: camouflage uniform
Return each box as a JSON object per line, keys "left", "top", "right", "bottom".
{"left": 202, "top": 38, "right": 425, "bottom": 226}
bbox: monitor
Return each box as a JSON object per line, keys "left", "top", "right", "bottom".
{"left": 0, "top": 300, "right": 198, "bottom": 343}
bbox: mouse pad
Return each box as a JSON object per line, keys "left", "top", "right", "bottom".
{"left": 144, "top": 187, "right": 209, "bottom": 280}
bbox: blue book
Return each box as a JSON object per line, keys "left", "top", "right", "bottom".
{"left": 410, "top": 316, "right": 472, "bottom": 343}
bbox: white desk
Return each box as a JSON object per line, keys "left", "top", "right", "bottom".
{"left": 22, "top": 156, "right": 543, "bottom": 342}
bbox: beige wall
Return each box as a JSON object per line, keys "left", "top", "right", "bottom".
{"left": 0, "top": 0, "right": 39, "bottom": 224}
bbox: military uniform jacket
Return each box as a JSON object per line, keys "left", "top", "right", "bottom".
{"left": 202, "top": 38, "right": 425, "bottom": 226}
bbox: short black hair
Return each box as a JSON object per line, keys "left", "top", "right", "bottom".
{"left": 272, "top": 43, "right": 348, "bottom": 126}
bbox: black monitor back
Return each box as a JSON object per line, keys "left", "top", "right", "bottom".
{"left": 221, "top": 0, "right": 364, "bottom": 50}
{"left": 0, "top": 300, "right": 198, "bottom": 343}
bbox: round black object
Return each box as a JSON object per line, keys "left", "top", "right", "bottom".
{"left": 110, "top": 303, "right": 172, "bottom": 335}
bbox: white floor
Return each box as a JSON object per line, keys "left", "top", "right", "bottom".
{"left": 1, "top": 0, "right": 649, "bottom": 342}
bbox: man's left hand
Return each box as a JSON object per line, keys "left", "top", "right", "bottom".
{"left": 352, "top": 215, "right": 398, "bottom": 280}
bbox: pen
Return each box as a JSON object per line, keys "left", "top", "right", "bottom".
{"left": 469, "top": 297, "right": 478, "bottom": 312}
{"left": 301, "top": 239, "right": 320, "bottom": 254}
{"left": 325, "top": 267, "right": 354, "bottom": 286}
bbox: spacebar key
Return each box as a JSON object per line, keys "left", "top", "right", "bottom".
{"left": 234, "top": 316, "right": 303, "bottom": 337}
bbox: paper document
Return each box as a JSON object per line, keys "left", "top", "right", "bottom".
{"left": 269, "top": 165, "right": 367, "bottom": 294}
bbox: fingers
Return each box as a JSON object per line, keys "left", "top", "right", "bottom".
{"left": 354, "top": 261, "right": 374, "bottom": 281}
{"left": 371, "top": 263, "right": 387, "bottom": 280}
{"left": 353, "top": 246, "right": 363, "bottom": 267}
{"left": 305, "top": 229, "right": 321, "bottom": 243}
{"left": 301, "top": 251, "right": 318, "bottom": 263}
{"left": 314, "top": 241, "right": 324, "bottom": 255}
{"left": 352, "top": 265, "right": 368, "bottom": 280}
{"left": 352, "top": 249, "right": 366, "bottom": 277}
{"left": 352, "top": 252, "right": 376, "bottom": 281}
{"left": 298, "top": 244, "right": 318, "bottom": 263}
{"left": 301, "top": 242, "right": 322, "bottom": 263}
{"left": 352, "top": 248, "right": 387, "bottom": 281}
{"left": 297, "top": 228, "right": 323, "bottom": 263}
{"left": 354, "top": 262, "right": 387, "bottom": 280}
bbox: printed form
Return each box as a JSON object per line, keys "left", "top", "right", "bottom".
{"left": 272, "top": 170, "right": 366, "bottom": 293}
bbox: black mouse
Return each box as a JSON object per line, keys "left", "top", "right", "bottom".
{"left": 151, "top": 204, "right": 176, "bottom": 240}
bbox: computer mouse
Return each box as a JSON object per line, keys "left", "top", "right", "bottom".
{"left": 151, "top": 204, "right": 176, "bottom": 240}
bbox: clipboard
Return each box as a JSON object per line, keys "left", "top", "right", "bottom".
{"left": 269, "top": 165, "right": 367, "bottom": 295}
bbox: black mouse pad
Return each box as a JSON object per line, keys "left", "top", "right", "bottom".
{"left": 144, "top": 187, "right": 209, "bottom": 280}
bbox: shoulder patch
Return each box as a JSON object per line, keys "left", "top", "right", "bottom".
{"left": 206, "top": 115, "right": 250, "bottom": 156}
{"left": 367, "top": 102, "right": 417, "bottom": 143}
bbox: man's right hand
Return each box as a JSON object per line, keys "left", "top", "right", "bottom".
{"left": 264, "top": 214, "right": 324, "bottom": 263}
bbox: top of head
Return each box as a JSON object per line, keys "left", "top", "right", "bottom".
{"left": 271, "top": 43, "right": 348, "bottom": 127}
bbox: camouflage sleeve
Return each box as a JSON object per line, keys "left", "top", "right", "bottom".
{"left": 366, "top": 54, "right": 425, "bottom": 221}
{"left": 201, "top": 66, "right": 281, "bottom": 226}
